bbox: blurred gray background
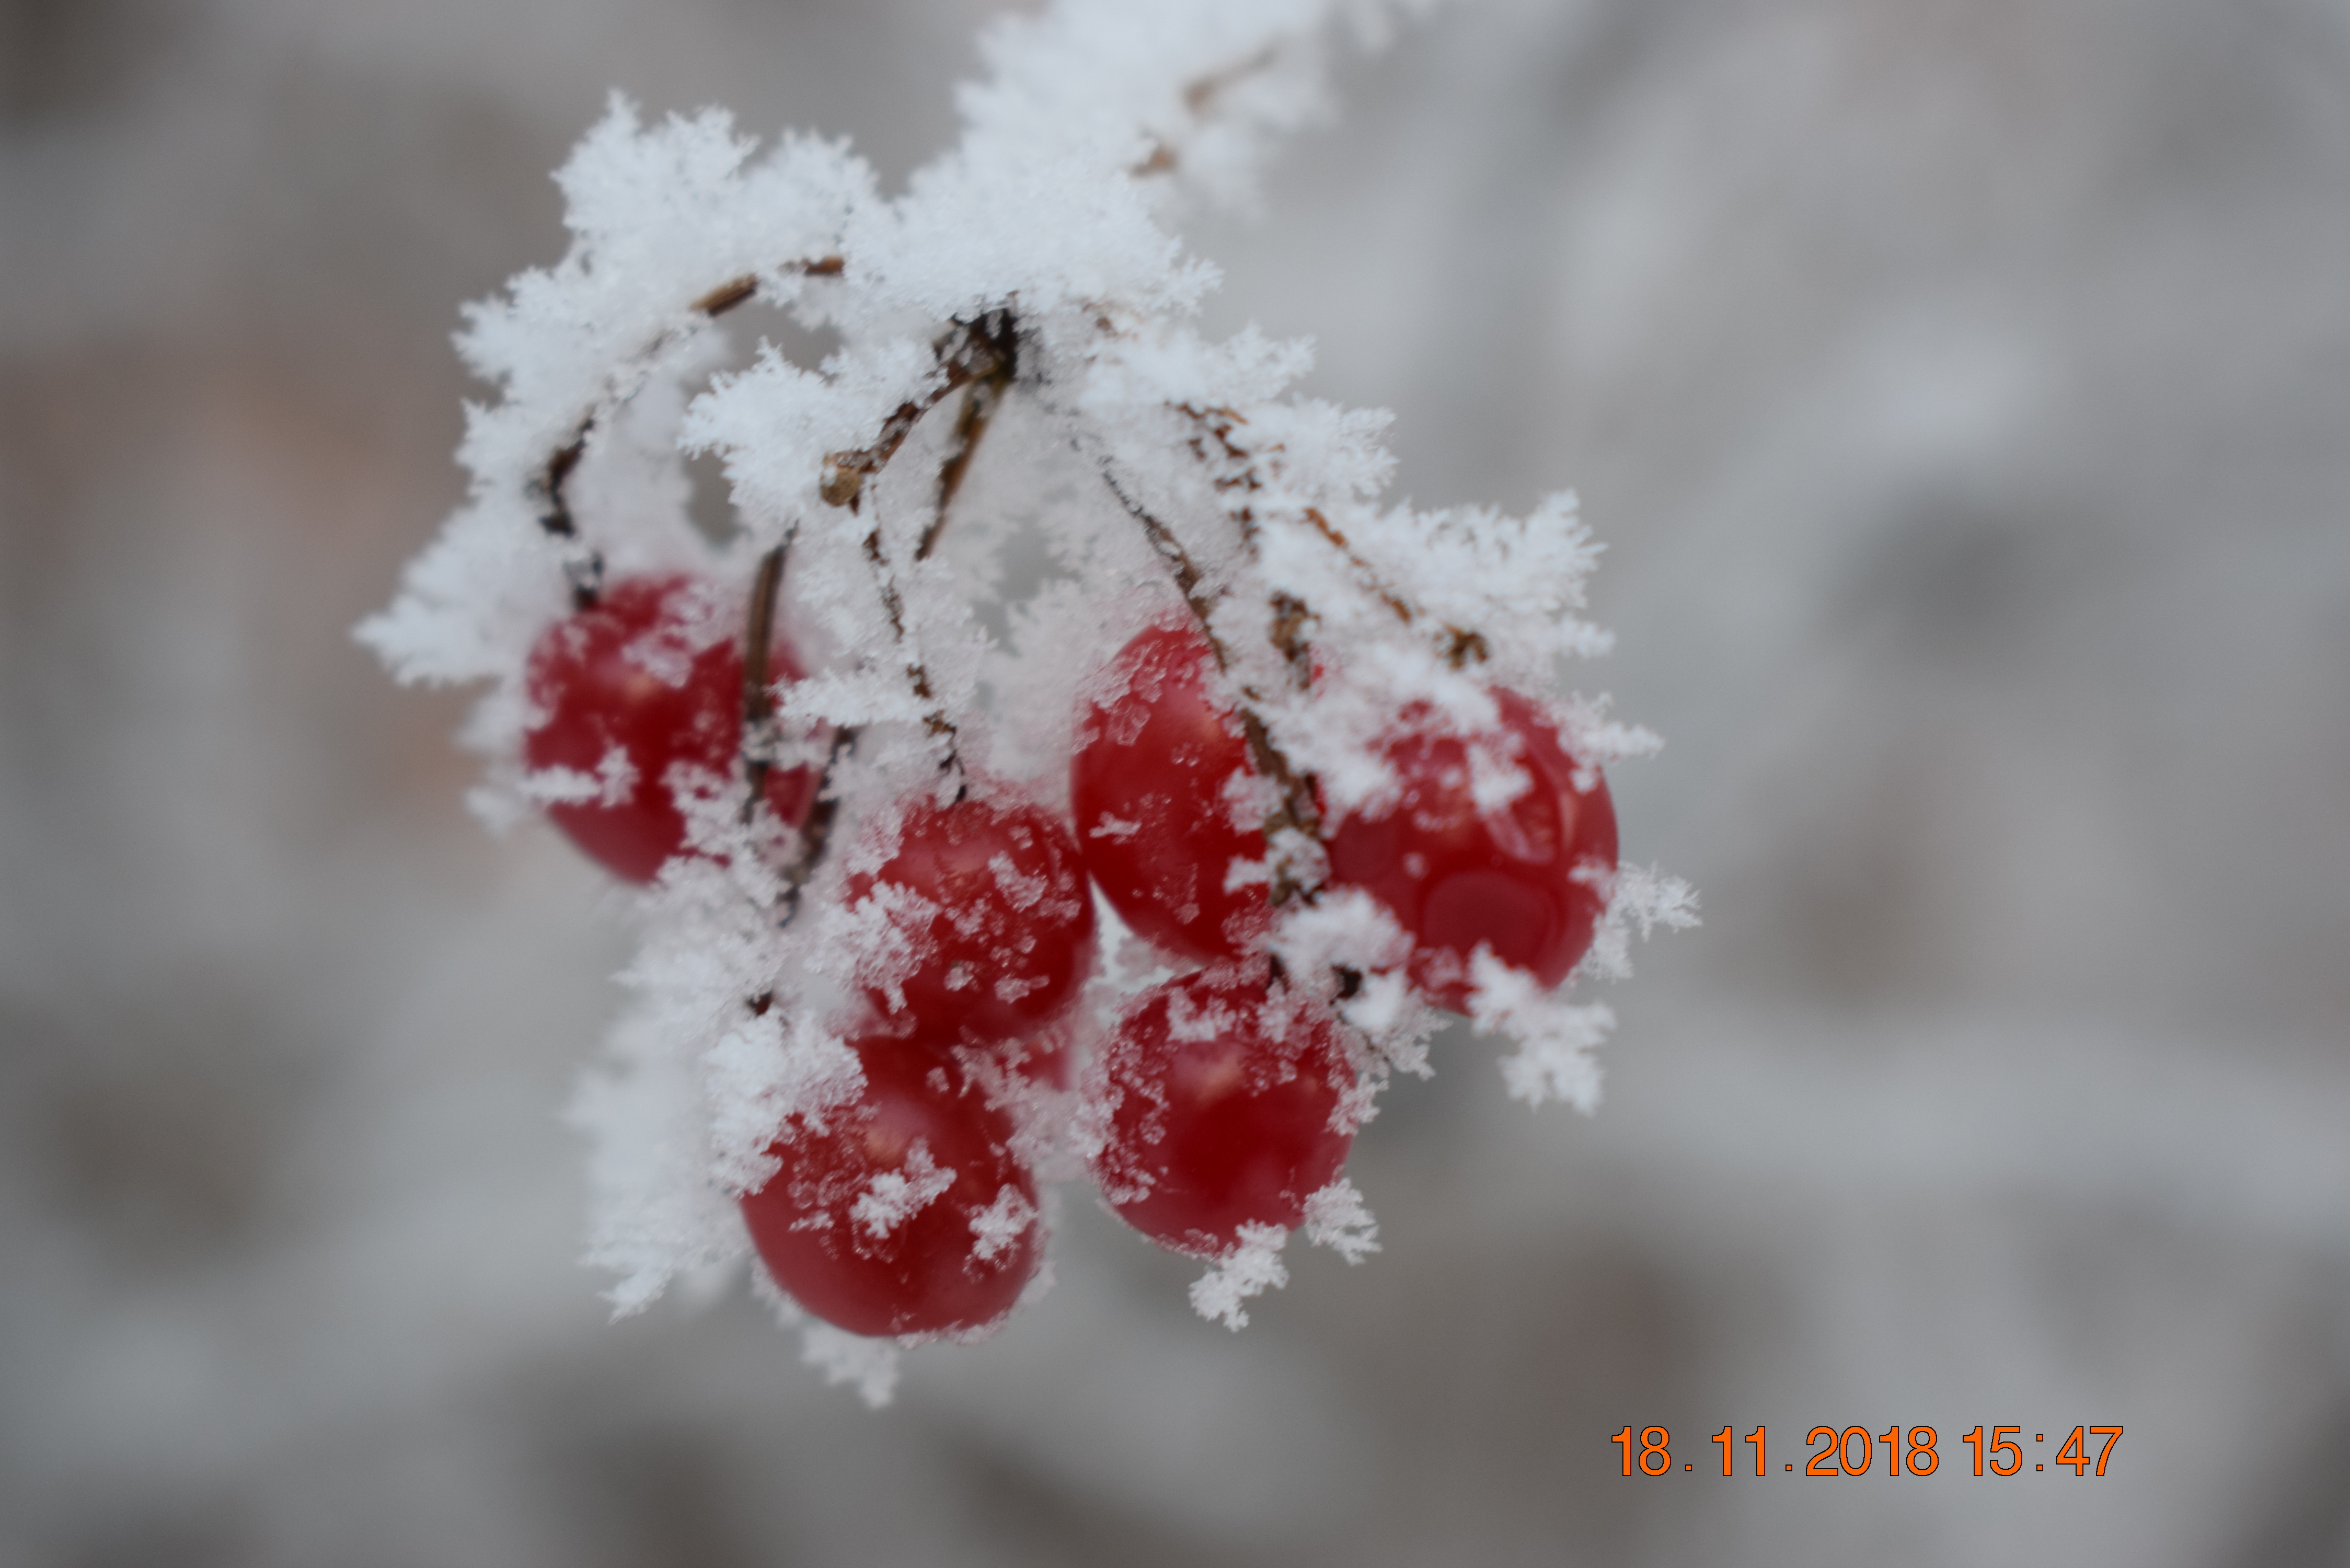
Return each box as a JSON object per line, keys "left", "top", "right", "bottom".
{"left": 5, "top": 0, "right": 2349, "bottom": 1562}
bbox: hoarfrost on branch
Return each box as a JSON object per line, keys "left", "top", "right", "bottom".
{"left": 361, "top": 0, "right": 1688, "bottom": 1379}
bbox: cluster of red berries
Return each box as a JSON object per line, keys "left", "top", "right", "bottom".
{"left": 527, "top": 574, "right": 1618, "bottom": 1339}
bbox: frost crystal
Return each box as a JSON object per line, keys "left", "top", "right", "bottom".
{"left": 1189, "top": 1224, "right": 1293, "bottom": 1331}
{"left": 364, "top": 0, "right": 1687, "bottom": 1383}
{"left": 1303, "top": 1178, "right": 1380, "bottom": 1264}
{"left": 968, "top": 1184, "right": 1041, "bottom": 1264}
{"left": 851, "top": 1143, "right": 955, "bottom": 1239}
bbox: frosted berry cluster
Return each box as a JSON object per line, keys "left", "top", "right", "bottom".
{"left": 362, "top": 0, "right": 1693, "bottom": 1402}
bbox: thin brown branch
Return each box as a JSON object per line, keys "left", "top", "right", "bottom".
{"left": 1099, "top": 465, "right": 1220, "bottom": 648}
{"left": 739, "top": 543, "right": 787, "bottom": 823}
{"left": 922, "top": 380, "right": 1001, "bottom": 554}
{"left": 732, "top": 542, "right": 855, "bottom": 930}
{"left": 531, "top": 425, "right": 603, "bottom": 608}
{"left": 1183, "top": 395, "right": 1497, "bottom": 674}
{"left": 530, "top": 252, "right": 849, "bottom": 609}
{"left": 1301, "top": 508, "right": 1408, "bottom": 624}
{"left": 918, "top": 322, "right": 1017, "bottom": 561}
{"left": 771, "top": 726, "right": 860, "bottom": 928}
{"left": 1300, "top": 506, "right": 1489, "bottom": 668}
{"left": 861, "top": 524, "right": 961, "bottom": 752}
{"left": 822, "top": 314, "right": 1020, "bottom": 787}
{"left": 821, "top": 313, "right": 1015, "bottom": 512}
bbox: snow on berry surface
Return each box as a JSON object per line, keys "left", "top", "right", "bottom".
{"left": 360, "top": 0, "right": 1692, "bottom": 1396}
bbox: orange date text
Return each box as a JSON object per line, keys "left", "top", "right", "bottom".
{"left": 1609, "top": 1424, "right": 2123, "bottom": 1477}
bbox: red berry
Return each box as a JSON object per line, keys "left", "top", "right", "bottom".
{"left": 741, "top": 1037, "right": 1041, "bottom": 1338}
{"left": 1072, "top": 624, "right": 1271, "bottom": 962}
{"left": 843, "top": 788, "right": 1097, "bottom": 1044}
{"left": 1088, "top": 969, "right": 1356, "bottom": 1258}
{"left": 1072, "top": 622, "right": 1617, "bottom": 1012}
{"left": 1324, "top": 689, "right": 1617, "bottom": 1011}
{"left": 523, "top": 573, "right": 819, "bottom": 883}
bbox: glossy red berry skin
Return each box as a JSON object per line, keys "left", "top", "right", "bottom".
{"left": 523, "top": 574, "right": 819, "bottom": 883}
{"left": 1072, "top": 624, "right": 1271, "bottom": 963}
{"left": 843, "top": 789, "right": 1097, "bottom": 1045}
{"left": 1324, "top": 689, "right": 1617, "bottom": 1012}
{"left": 1089, "top": 970, "right": 1356, "bottom": 1258}
{"left": 741, "top": 1038, "right": 1040, "bottom": 1339}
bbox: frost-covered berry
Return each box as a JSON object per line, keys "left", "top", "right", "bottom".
{"left": 523, "top": 573, "right": 818, "bottom": 883}
{"left": 1072, "top": 622, "right": 1273, "bottom": 964}
{"left": 1088, "top": 969, "right": 1356, "bottom": 1258}
{"left": 1324, "top": 689, "right": 1618, "bottom": 1012}
{"left": 842, "top": 788, "right": 1097, "bottom": 1044}
{"left": 741, "top": 1037, "right": 1041, "bottom": 1338}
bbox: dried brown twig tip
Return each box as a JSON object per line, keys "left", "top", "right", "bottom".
{"left": 1185, "top": 42, "right": 1278, "bottom": 112}
{"left": 693, "top": 255, "right": 846, "bottom": 319}
{"left": 1130, "top": 44, "right": 1283, "bottom": 178}
{"left": 693, "top": 276, "right": 761, "bottom": 318}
